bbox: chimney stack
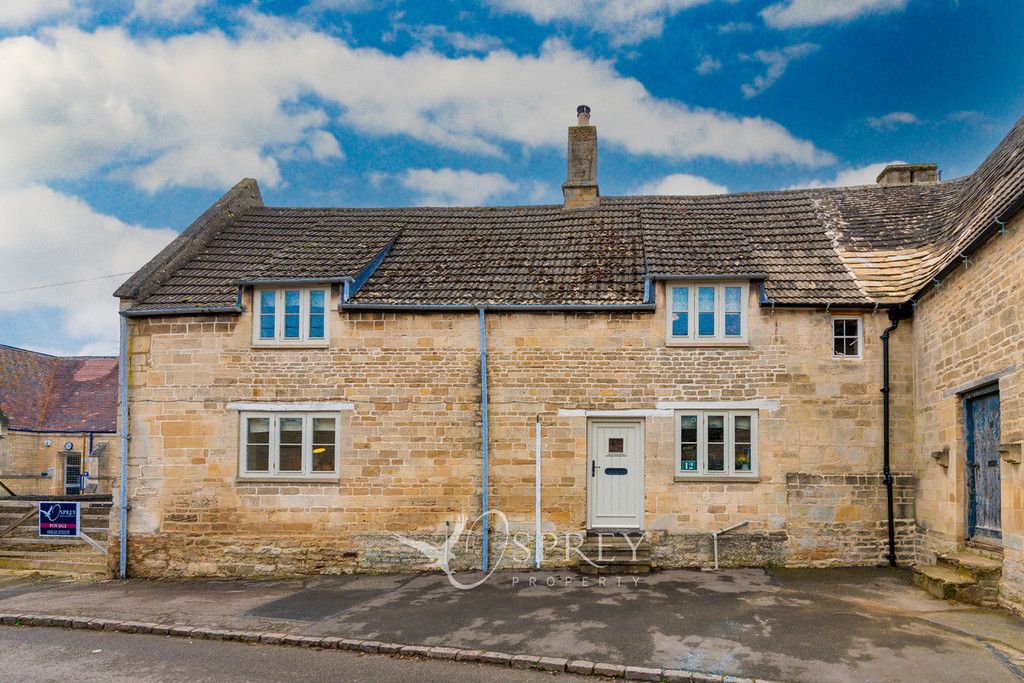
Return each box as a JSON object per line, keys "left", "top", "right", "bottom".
{"left": 876, "top": 163, "right": 940, "bottom": 186}
{"left": 563, "top": 104, "right": 599, "bottom": 209}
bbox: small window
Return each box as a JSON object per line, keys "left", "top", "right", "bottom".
{"left": 239, "top": 412, "right": 340, "bottom": 478}
{"left": 666, "top": 281, "right": 749, "bottom": 345}
{"left": 674, "top": 410, "right": 758, "bottom": 478}
{"left": 253, "top": 287, "right": 331, "bottom": 345}
{"left": 832, "top": 316, "right": 862, "bottom": 359}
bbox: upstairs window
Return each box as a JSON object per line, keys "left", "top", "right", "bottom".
{"left": 239, "top": 412, "right": 339, "bottom": 478}
{"left": 675, "top": 410, "right": 758, "bottom": 478}
{"left": 253, "top": 287, "right": 329, "bottom": 345}
{"left": 667, "top": 281, "right": 749, "bottom": 345}
{"left": 832, "top": 316, "right": 862, "bottom": 359}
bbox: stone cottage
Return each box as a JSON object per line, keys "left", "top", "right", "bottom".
{"left": 0, "top": 344, "right": 118, "bottom": 496}
{"left": 113, "top": 107, "right": 1023, "bottom": 615}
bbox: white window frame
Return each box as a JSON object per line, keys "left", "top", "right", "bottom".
{"left": 831, "top": 316, "right": 862, "bottom": 360}
{"left": 238, "top": 411, "right": 340, "bottom": 479}
{"left": 252, "top": 286, "right": 331, "bottom": 347}
{"left": 665, "top": 281, "right": 749, "bottom": 346}
{"left": 674, "top": 409, "right": 758, "bottom": 479}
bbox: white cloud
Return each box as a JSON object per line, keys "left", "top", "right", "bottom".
{"left": 132, "top": 145, "right": 283, "bottom": 193}
{"left": 633, "top": 173, "right": 728, "bottom": 195}
{"left": 303, "top": 0, "right": 382, "bottom": 11}
{"left": 866, "top": 111, "right": 920, "bottom": 131}
{"left": 0, "top": 0, "right": 71, "bottom": 28}
{"left": 130, "top": 0, "right": 212, "bottom": 23}
{"left": 307, "top": 130, "right": 344, "bottom": 161}
{"left": 945, "top": 110, "right": 984, "bottom": 124}
{"left": 389, "top": 22, "right": 504, "bottom": 53}
{"left": 695, "top": 55, "right": 721, "bottom": 76}
{"left": 791, "top": 161, "right": 904, "bottom": 189}
{"left": 0, "top": 184, "right": 176, "bottom": 353}
{"left": 761, "top": 0, "right": 909, "bottom": 29}
{"left": 395, "top": 168, "right": 517, "bottom": 206}
{"left": 0, "top": 25, "right": 833, "bottom": 197}
{"left": 717, "top": 21, "right": 753, "bottom": 34}
{"left": 740, "top": 43, "right": 818, "bottom": 99}
{"left": 488, "top": 0, "right": 712, "bottom": 45}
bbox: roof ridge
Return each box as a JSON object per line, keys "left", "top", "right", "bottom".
{"left": 0, "top": 342, "right": 59, "bottom": 358}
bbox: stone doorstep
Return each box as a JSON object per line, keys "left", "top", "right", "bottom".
{"left": 0, "top": 612, "right": 786, "bottom": 683}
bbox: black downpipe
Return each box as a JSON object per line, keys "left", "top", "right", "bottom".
{"left": 880, "top": 306, "right": 911, "bottom": 567}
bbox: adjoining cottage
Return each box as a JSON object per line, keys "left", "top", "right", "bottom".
{"left": 0, "top": 344, "right": 118, "bottom": 496}
{"left": 113, "top": 107, "right": 1023, "bottom": 615}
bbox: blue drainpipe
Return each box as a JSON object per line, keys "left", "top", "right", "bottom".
{"left": 478, "top": 308, "right": 489, "bottom": 571}
{"left": 118, "top": 314, "right": 129, "bottom": 578}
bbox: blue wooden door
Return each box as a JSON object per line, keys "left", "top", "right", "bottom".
{"left": 966, "top": 389, "right": 1001, "bottom": 542}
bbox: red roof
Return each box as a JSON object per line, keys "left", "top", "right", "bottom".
{"left": 0, "top": 345, "right": 117, "bottom": 433}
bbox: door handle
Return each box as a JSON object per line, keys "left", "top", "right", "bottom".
{"left": 591, "top": 460, "right": 596, "bottom": 477}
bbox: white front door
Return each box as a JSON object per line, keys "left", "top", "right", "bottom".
{"left": 587, "top": 419, "right": 644, "bottom": 530}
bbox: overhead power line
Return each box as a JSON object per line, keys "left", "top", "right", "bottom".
{"left": 0, "top": 272, "right": 134, "bottom": 295}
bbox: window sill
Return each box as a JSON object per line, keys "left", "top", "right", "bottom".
{"left": 251, "top": 341, "right": 330, "bottom": 349}
{"left": 674, "top": 476, "right": 760, "bottom": 483}
{"left": 831, "top": 355, "right": 863, "bottom": 361}
{"left": 665, "top": 339, "right": 749, "bottom": 348}
{"left": 235, "top": 476, "right": 340, "bottom": 484}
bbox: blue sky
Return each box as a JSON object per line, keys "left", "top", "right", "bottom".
{"left": 1, "top": 0, "right": 1023, "bottom": 356}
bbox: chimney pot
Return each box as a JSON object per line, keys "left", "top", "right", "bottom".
{"left": 577, "top": 104, "right": 591, "bottom": 126}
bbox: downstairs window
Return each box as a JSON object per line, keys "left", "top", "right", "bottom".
{"left": 239, "top": 412, "right": 339, "bottom": 478}
{"left": 676, "top": 410, "right": 758, "bottom": 478}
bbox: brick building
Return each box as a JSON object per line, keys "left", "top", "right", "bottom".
{"left": 113, "top": 108, "right": 1024, "bottom": 615}
{"left": 0, "top": 344, "right": 118, "bottom": 496}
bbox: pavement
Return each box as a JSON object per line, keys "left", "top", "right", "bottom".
{"left": 0, "top": 626, "right": 569, "bottom": 683}
{"left": 0, "top": 566, "right": 1022, "bottom": 682}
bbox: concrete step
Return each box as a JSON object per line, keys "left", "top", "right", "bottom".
{"left": 578, "top": 562, "right": 652, "bottom": 576}
{"left": 0, "top": 537, "right": 107, "bottom": 547}
{"left": 964, "top": 543, "right": 1004, "bottom": 561}
{"left": 578, "top": 550, "right": 652, "bottom": 563}
{"left": 0, "top": 550, "right": 107, "bottom": 575}
{"left": 912, "top": 564, "right": 999, "bottom": 607}
{"left": 937, "top": 551, "right": 1003, "bottom": 582}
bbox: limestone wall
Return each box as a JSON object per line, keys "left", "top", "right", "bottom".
{"left": 116, "top": 280, "right": 914, "bottom": 577}
{"left": 912, "top": 211, "right": 1024, "bottom": 615}
{"left": 0, "top": 431, "right": 116, "bottom": 496}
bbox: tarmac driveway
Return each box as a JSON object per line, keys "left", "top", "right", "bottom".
{"left": 0, "top": 566, "right": 1021, "bottom": 682}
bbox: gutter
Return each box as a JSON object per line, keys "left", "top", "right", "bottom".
{"left": 118, "top": 313, "right": 129, "bottom": 579}
{"left": 341, "top": 303, "right": 657, "bottom": 312}
{"left": 120, "top": 305, "right": 243, "bottom": 318}
{"left": 910, "top": 194, "right": 1024, "bottom": 303}
{"left": 880, "top": 304, "right": 912, "bottom": 567}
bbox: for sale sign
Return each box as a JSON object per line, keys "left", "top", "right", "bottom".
{"left": 38, "top": 501, "right": 80, "bottom": 537}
